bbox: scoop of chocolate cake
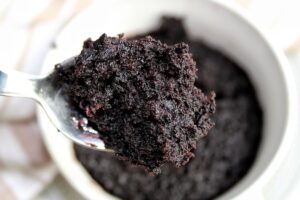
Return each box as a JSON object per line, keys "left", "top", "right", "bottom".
{"left": 51, "top": 34, "right": 215, "bottom": 173}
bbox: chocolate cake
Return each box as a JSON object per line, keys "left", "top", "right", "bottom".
{"left": 74, "top": 17, "right": 262, "bottom": 200}
{"left": 50, "top": 33, "right": 215, "bottom": 173}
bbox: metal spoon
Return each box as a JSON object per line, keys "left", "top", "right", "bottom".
{"left": 0, "top": 57, "right": 109, "bottom": 151}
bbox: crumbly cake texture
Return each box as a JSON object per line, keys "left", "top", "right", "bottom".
{"left": 74, "top": 17, "right": 262, "bottom": 200}
{"left": 51, "top": 34, "right": 216, "bottom": 173}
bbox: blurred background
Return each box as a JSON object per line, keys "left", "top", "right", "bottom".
{"left": 0, "top": 0, "right": 300, "bottom": 199}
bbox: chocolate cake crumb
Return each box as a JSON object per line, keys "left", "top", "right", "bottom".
{"left": 74, "top": 17, "right": 262, "bottom": 200}
{"left": 50, "top": 34, "right": 216, "bottom": 173}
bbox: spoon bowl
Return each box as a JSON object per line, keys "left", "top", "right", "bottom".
{"left": 0, "top": 57, "right": 107, "bottom": 151}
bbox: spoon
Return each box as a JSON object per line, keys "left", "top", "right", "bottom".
{"left": 0, "top": 57, "right": 109, "bottom": 151}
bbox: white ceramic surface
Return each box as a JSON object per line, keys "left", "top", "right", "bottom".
{"left": 38, "top": 0, "right": 298, "bottom": 199}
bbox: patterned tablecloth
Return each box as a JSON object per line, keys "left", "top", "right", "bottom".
{"left": 0, "top": 0, "right": 299, "bottom": 199}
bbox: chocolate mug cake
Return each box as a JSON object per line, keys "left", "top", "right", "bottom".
{"left": 74, "top": 17, "right": 262, "bottom": 200}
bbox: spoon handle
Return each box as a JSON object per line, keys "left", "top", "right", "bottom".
{"left": 0, "top": 70, "right": 38, "bottom": 99}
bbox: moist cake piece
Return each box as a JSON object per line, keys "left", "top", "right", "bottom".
{"left": 51, "top": 34, "right": 216, "bottom": 173}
